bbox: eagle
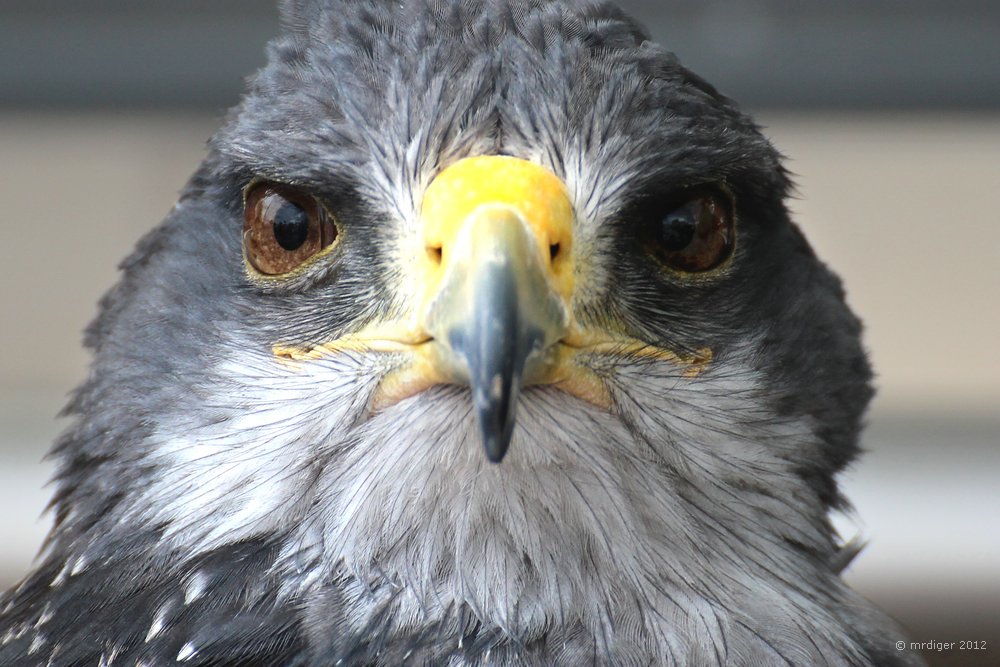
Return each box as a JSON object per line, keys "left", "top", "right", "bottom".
{"left": 0, "top": 1, "right": 923, "bottom": 665}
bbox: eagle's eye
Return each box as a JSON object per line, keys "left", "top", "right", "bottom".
{"left": 243, "top": 183, "right": 338, "bottom": 276}
{"left": 647, "top": 189, "right": 734, "bottom": 273}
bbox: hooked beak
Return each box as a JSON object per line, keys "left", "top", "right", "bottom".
{"left": 418, "top": 157, "right": 574, "bottom": 462}
{"left": 423, "top": 203, "right": 568, "bottom": 461}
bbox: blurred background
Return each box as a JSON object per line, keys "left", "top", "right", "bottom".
{"left": 0, "top": 2, "right": 997, "bottom": 665}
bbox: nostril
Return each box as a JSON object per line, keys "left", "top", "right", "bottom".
{"left": 428, "top": 246, "right": 443, "bottom": 264}
{"left": 549, "top": 243, "right": 560, "bottom": 262}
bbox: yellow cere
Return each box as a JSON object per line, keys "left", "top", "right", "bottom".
{"left": 420, "top": 155, "right": 575, "bottom": 299}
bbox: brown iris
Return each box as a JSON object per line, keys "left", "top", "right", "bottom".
{"left": 243, "top": 183, "right": 337, "bottom": 276}
{"left": 647, "top": 189, "right": 734, "bottom": 272}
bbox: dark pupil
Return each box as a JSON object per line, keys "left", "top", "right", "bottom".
{"left": 272, "top": 201, "right": 310, "bottom": 251}
{"left": 659, "top": 204, "right": 698, "bottom": 252}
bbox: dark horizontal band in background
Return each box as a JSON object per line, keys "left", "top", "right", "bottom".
{"left": 1, "top": 0, "right": 998, "bottom": 111}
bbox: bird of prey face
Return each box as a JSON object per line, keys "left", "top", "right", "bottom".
{"left": 1, "top": 1, "right": 923, "bottom": 666}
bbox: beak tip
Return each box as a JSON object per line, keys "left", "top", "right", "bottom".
{"left": 475, "top": 387, "right": 516, "bottom": 464}
{"left": 483, "top": 433, "right": 511, "bottom": 464}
